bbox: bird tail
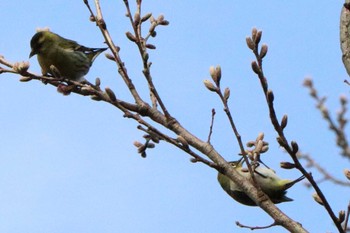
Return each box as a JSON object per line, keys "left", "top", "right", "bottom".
{"left": 77, "top": 46, "right": 107, "bottom": 63}
{"left": 285, "top": 175, "right": 305, "bottom": 189}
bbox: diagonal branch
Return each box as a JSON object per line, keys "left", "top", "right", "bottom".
{"left": 123, "top": 0, "right": 172, "bottom": 120}
{"left": 84, "top": 0, "right": 145, "bottom": 106}
{"left": 246, "top": 28, "right": 344, "bottom": 233}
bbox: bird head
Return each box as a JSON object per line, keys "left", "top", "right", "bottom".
{"left": 29, "top": 31, "right": 59, "bottom": 58}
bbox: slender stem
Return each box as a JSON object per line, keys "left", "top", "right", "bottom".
{"left": 207, "top": 108, "right": 216, "bottom": 143}
{"left": 216, "top": 88, "right": 254, "bottom": 178}
{"left": 299, "top": 153, "right": 350, "bottom": 187}
{"left": 123, "top": 1, "right": 172, "bottom": 119}
{"left": 251, "top": 36, "right": 344, "bottom": 233}
{"left": 344, "top": 202, "right": 350, "bottom": 231}
{"left": 92, "top": 0, "right": 144, "bottom": 106}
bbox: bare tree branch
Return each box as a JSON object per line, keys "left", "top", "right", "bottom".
{"left": 246, "top": 28, "right": 344, "bottom": 232}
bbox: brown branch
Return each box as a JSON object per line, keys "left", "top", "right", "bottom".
{"left": 84, "top": 0, "right": 145, "bottom": 106}
{"left": 206, "top": 108, "right": 216, "bottom": 143}
{"left": 204, "top": 67, "right": 254, "bottom": 178}
{"left": 203, "top": 68, "right": 306, "bottom": 231}
{"left": 236, "top": 220, "right": 278, "bottom": 230}
{"left": 136, "top": 123, "right": 217, "bottom": 169}
{"left": 344, "top": 202, "right": 350, "bottom": 231}
{"left": 246, "top": 28, "right": 344, "bottom": 233}
{"left": 123, "top": 0, "right": 172, "bottom": 120}
{"left": 299, "top": 153, "right": 350, "bottom": 187}
{"left": 303, "top": 78, "right": 350, "bottom": 159}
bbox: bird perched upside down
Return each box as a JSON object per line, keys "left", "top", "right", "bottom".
{"left": 217, "top": 159, "right": 305, "bottom": 206}
{"left": 29, "top": 30, "right": 107, "bottom": 82}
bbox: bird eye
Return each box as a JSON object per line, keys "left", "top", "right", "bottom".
{"left": 30, "top": 33, "right": 44, "bottom": 50}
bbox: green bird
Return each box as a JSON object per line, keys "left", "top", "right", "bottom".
{"left": 29, "top": 31, "right": 107, "bottom": 81}
{"left": 217, "top": 159, "right": 305, "bottom": 206}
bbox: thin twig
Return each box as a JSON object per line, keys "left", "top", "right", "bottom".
{"left": 299, "top": 153, "right": 350, "bottom": 187}
{"left": 123, "top": 0, "right": 172, "bottom": 120}
{"left": 137, "top": 125, "right": 217, "bottom": 168}
{"left": 236, "top": 220, "right": 278, "bottom": 230}
{"left": 344, "top": 202, "right": 350, "bottom": 231}
{"left": 303, "top": 78, "right": 350, "bottom": 159}
{"left": 207, "top": 108, "right": 216, "bottom": 143}
{"left": 213, "top": 79, "right": 255, "bottom": 180}
{"left": 89, "top": 0, "right": 145, "bottom": 106}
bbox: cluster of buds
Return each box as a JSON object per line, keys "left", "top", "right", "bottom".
{"left": 203, "top": 65, "right": 230, "bottom": 102}
{"left": 303, "top": 78, "right": 317, "bottom": 98}
{"left": 245, "top": 132, "right": 269, "bottom": 166}
{"left": 133, "top": 140, "right": 155, "bottom": 158}
{"left": 278, "top": 140, "right": 299, "bottom": 170}
{"left": 133, "top": 128, "right": 161, "bottom": 158}
{"left": 246, "top": 28, "right": 268, "bottom": 59}
{"left": 125, "top": 13, "right": 169, "bottom": 51}
{"left": 203, "top": 65, "right": 221, "bottom": 93}
{"left": 148, "top": 14, "right": 169, "bottom": 38}
{"left": 134, "top": 137, "right": 156, "bottom": 158}
{"left": 13, "top": 61, "right": 30, "bottom": 76}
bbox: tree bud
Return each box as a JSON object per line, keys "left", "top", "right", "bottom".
{"left": 343, "top": 169, "right": 350, "bottom": 180}
{"left": 134, "top": 12, "right": 140, "bottom": 26}
{"left": 126, "top": 31, "right": 137, "bottom": 42}
{"left": 141, "top": 13, "right": 152, "bottom": 22}
{"left": 312, "top": 193, "right": 324, "bottom": 206}
{"left": 260, "top": 44, "right": 268, "bottom": 58}
{"left": 280, "top": 162, "right": 296, "bottom": 169}
{"left": 251, "top": 61, "right": 260, "bottom": 74}
{"left": 105, "top": 53, "right": 115, "bottom": 61}
{"left": 105, "top": 87, "right": 116, "bottom": 102}
{"left": 224, "top": 87, "right": 230, "bottom": 101}
{"left": 267, "top": 90, "right": 274, "bottom": 103}
{"left": 95, "top": 77, "right": 101, "bottom": 87}
{"left": 281, "top": 114, "right": 288, "bottom": 129}
{"left": 255, "top": 30, "right": 262, "bottom": 44}
{"left": 251, "top": 28, "right": 258, "bottom": 41}
{"left": 291, "top": 141, "right": 299, "bottom": 153}
{"left": 203, "top": 80, "right": 217, "bottom": 92}
{"left": 246, "top": 37, "right": 255, "bottom": 50}
{"left": 256, "top": 132, "right": 264, "bottom": 141}
{"left": 338, "top": 210, "right": 345, "bottom": 223}
{"left": 19, "top": 76, "right": 32, "bottom": 82}
{"left": 146, "top": 44, "right": 156, "bottom": 49}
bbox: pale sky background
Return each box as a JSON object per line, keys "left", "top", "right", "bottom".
{"left": 0, "top": 1, "right": 349, "bottom": 233}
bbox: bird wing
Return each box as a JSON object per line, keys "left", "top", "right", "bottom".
{"left": 58, "top": 39, "right": 107, "bottom": 63}
{"left": 55, "top": 33, "right": 81, "bottom": 52}
{"left": 76, "top": 46, "right": 108, "bottom": 63}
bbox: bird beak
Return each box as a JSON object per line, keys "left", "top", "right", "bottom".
{"left": 29, "top": 50, "right": 36, "bottom": 58}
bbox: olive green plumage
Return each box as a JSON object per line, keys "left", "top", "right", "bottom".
{"left": 217, "top": 159, "right": 304, "bottom": 206}
{"left": 29, "top": 31, "right": 107, "bottom": 81}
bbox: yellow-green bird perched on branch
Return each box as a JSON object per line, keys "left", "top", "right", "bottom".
{"left": 29, "top": 31, "right": 107, "bottom": 82}
{"left": 217, "top": 159, "right": 305, "bottom": 206}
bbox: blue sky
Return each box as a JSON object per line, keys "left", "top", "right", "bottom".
{"left": 0, "top": 1, "right": 349, "bottom": 232}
